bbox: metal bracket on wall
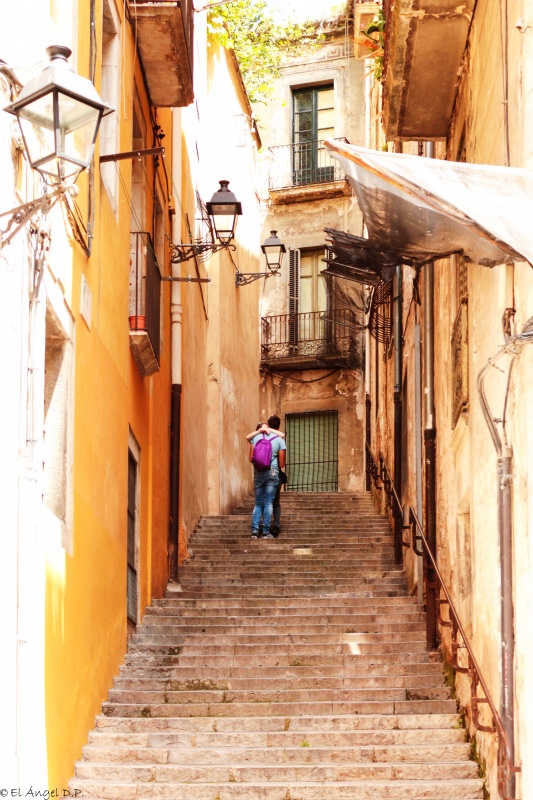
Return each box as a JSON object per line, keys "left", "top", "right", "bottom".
{"left": 100, "top": 147, "right": 165, "bottom": 163}
{"left": 161, "top": 275, "right": 211, "bottom": 283}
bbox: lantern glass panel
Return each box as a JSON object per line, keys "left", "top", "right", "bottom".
{"left": 212, "top": 210, "right": 238, "bottom": 243}
{"left": 17, "top": 89, "right": 102, "bottom": 182}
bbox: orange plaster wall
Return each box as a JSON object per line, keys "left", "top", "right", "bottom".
{"left": 44, "top": 24, "right": 172, "bottom": 789}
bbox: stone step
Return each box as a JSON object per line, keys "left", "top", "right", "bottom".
{"left": 101, "top": 699, "right": 457, "bottom": 718}
{"left": 132, "top": 627, "right": 426, "bottom": 643}
{"left": 93, "top": 712, "right": 462, "bottom": 733}
{"left": 69, "top": 778, "right": 483, "bottom": 800}
{"left": 82, "top": 741, "right": 471, "bottom": 765}
{"left": 106, "top": 685, "right": 451, "bottom": 706}
{"left": 163, "top": 588, "right": 409, "bottom": 599}
{"left": 113, "top": 674, "right": 446, "bottom": 692}
{"left": 135, "top": 623, "right": 427, "bottom": 638}
{"left": 127, "top": 645, "right": 436, "bottom": 668}
{"left": 121, "top": 661, "right": 443, "bottom": 680}
{"left": 88, "top": 725, "right": 467, "bottom": 748}
{"left": 74, "top": 759, "right": 479, "bottom": 782}
{"left": 153, "top": 595, "right": 418, "bottom": 608}
{"left": 140, "top": 612, "right": 422, "bottom": 624}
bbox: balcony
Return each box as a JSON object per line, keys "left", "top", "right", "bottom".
{"left": 129, "top": 0, "right": 194, "bottom": 107}
{"left": 267, "top": 139, "right": 351, "bottom": 204}
{"left": 129, "top": 232, "right": 161, "bottom": 378}
{"left": 261, "top": 308, "right": 362, "bottom": 370}
{"left": 382, "top": 0, "right": 474, "bottom": 140}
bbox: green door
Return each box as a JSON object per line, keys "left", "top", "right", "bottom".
{"left": 286, "top": 411, "right": 338, "bottom": 491}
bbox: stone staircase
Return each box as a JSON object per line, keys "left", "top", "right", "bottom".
{"left": 71, "top": 492, "right": 483, "bottom": 800}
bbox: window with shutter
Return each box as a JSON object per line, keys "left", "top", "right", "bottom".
{"left": 289, "top": 248, "right": 299, "bottom": 346}
{"left": 292, "top": 85, "right": 334, "bottom": 185}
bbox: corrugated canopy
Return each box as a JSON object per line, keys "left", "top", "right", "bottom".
{"left": 324, "top": 140, "right": 533, "bottom": 268}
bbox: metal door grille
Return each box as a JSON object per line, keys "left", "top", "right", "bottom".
{"left": 286, "top": 411, "right": 338, "bottom": 492}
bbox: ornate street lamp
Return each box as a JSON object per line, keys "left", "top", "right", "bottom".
{"left": 4, "top": 45, "right": 112, "bottom": 186}
{"left": 261, "top": 230, "right": 286, "bottom": 273}
{"left": 235, "top": 230, "right": 286, "bottom": 286}
{"left": 206, "top": 180, "right": 242, "bottom": 244}
{"left": 171, "top": 180, "right": 243, "bottom": 266}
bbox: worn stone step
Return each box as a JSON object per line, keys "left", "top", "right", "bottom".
{"left": 75, "top": 759, "right": 479, "bottom": 782}
{"left": 88, "top": 725, "right": 467, "bottom": 748}
{"left": 69, "top": 778, "right": 484, "bottom": 800}
{"left": 125, "top": 648, "right": 437, "bottom": 666}
{"left": 106, "top": 685, "right": 450, "bottom": 706}
{"left": 93, "top": 712, "right": 462, "bottom": 733}
{"left": 82, "top": 740, "right": 471, "bottom": 765}
{"left": 101, "top": 699, "right": 457, "bottom": 718}
{"left": 121, "top": 661, "right": 443, "bottom": 682}
{"left": 114, "top": 674, "right": 446, "bottom": 693}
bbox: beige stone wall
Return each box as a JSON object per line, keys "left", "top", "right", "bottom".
{"left": 255, "top": 20, "right": 368, "bottom": 491}
{"left": 259, "top": 368, "right": 365, "bottom": 491}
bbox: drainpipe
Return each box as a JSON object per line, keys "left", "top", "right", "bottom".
{"left": 168, "top": 110, "right": 183, "bottom": 583}
{"left": 477, "top": 349, "right": 517, "bottom": 796}
{"left": 393, "top": 266, "right": 403, "bottom": 564}
{"left": 499, "top": 444, "right": 515, "bottom": 797}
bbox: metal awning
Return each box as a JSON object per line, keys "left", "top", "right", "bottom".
{"left": 324, "top": 140, "right": 533, "bottom": 268}
{"left": 323, "top": 228, "right": 397, "bottom": 285}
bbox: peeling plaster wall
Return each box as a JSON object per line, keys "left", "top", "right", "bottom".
{"left": 259, "top": 369, "right": 365, "bottom": 492}
{"left": 254, "top": 20, "right": 367, "bottom": 491}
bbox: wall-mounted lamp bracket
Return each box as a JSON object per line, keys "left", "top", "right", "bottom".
{"left": 235, "top": 269, "right": 280, "bottom": 286}
{"left": 100, "top": 147, "right": 165, "bottom": 163}
{"left": 0, "top": 184, "right": 73, "bottom": 251}
{"left": 171, "top": 241, "right": 236, "bottom": 264}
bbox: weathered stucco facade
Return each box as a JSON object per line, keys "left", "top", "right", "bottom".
{"left": 256, "top": 9, "right": 367, "bottom": 492}
{"left": 367, "top": 0, "right": 533, "bottom": 796}
{"left": 1, "top": 2, "right": 261, "bottom": 791}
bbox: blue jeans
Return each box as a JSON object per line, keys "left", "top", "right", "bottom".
{"left": 252, "top": 469, "right": 279, "bottom": 533}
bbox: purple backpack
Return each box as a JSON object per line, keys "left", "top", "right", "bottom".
{"left": 252, "top": 433, "right": 278, "bottom": 470}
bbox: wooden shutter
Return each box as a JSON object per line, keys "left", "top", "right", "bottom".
{"left": 289, "top": 248, "right": 299, "bottom": 345}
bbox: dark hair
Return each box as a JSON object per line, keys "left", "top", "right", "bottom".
{"left": 268, "top": 415, "right": 281, "bottom": 429}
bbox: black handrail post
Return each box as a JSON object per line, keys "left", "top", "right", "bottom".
{"left": 365, "top": 394, "right": 371, "bottom": 491}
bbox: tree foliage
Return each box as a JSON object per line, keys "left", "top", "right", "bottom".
{"left": 208, "top": 0, "right": 319, "bottom": 103}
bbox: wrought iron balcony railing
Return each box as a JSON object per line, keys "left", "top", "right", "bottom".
{"left": 261, "top": 308, "right": 362, "bottom": 369}
{"left": 268, "top": 138, "right": 349, "bottom": 191}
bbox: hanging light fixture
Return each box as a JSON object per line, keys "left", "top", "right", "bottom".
{"left": 171, "top": 180, "right": 243, "bottom": 266}
{"left": 235, "top": 231, "right": 287, "bottom": 286}
{"left": 205, "top": 180, "right": 243, "bottom": 244}
{"left": 261, "top": 230, "right": 286, "bottom": 273}
{"left": 4, "top": 44, "right": 113, "bottom": 186}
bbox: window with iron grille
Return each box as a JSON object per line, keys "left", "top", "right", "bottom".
{"left": 286, "top": 411, "right": 338, "bottom": 492}
{"left": 292, "top": 85, "right": 334, "bottom": 185}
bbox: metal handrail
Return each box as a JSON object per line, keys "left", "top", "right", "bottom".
{"left": 365, "top": 442, "right": 521, "bottom": 800}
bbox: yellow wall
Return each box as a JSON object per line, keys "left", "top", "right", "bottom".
{"left": 44, "top": 1, "right": 173, "bottom": 786}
